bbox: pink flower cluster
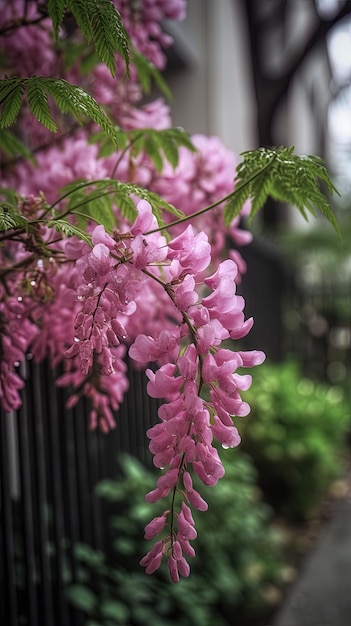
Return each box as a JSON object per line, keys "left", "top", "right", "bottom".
{"left": 0, "top": 0, "right": 267, "bottom": 582}
{"left": 125, "top": 207, "right": 265, "bottom": 581}
{"left": 114, "top": 0, "right": 186, "bottom": 70}
{"left": 0, "top": 1, "right": 56, "bottom": 78}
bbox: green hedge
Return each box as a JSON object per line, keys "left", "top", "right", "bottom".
{"left": 240, "top": 360, "right": 350, "bottom": 520}
{"left": 65, "top": 451, "right": 287, "bottom": 626}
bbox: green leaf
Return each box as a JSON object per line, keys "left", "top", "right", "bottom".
{"left": 89, "top": 127, "right": 127, "bottom": 157}
{"left": 90, "top": 127, "right": 195, "bottom": 173}
{"left": 132, "top": 48, "right": 172, "bottom": 99}
{"left": 0, "top": 79, "right": 22, "bottom": 104}
{"left": 55, "top": 178, "right": 183, "bottom": 232}
{"left": 167, "top": 127, "right": 197, "bottom": 152}
{"left": 0, "top": 202, "right": 28, "bottom": 231}
{"left": 76, "top": 193, "right": 116, "bottom": 231}
{"left": 26, "top": 79, "right": 57, "bottom": 132}
{"left": 73, "top": 543, "right": 105, "bottom": 568}
{"left": 0, "top": 129, "right": 36, "bottom": 163}
{"left": 101, "top": 599, "right": 130, "bottom": 622}
{"left": 144, "top": 134, "right": 163, "bottom": 172}
{"left": 112, "top": 192, "right": 138, "bottom": 224}
{"left": 157, "top": 133, "right": 179, "bottom": 168}
{"left": 1, "top": 76, "right": 120, "bottom": 143}
{"left": 67, "top": 0, "right": 130, "bottom": 76}
{"left": 47, "top": 218, "right": 92, "bottom": 245}
{"left": 224, "top": 146, "right": 341, "bottom": 236}
{"left": 44, "top": 78, "right": 119, "bottom": 145}
{"left": 65, "top": 585, "right": 97, "bottom": 613}
{"left": 47, "top": 0, "right": 66, "bottom": 41}
{"left": 0, "top": 80, "right": 26, "bottom": 128}
{"left": 0, "top": 187, "right": 21, "bottom": 206}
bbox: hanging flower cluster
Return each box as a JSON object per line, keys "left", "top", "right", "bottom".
{"left": 0, "top": 0, "right": 267, "bottom": 581}
{"left": 64, "top": 198, "right": 265, "bottom": 579}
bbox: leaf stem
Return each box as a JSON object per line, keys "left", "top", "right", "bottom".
{"left": 144, "top": 156, "right": 276, "bottom": 235}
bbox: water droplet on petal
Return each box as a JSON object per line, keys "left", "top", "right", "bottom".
{"left": 222, "top": 444, "right": 229, "bottom": 450}
{"left": 77, "top": 295, "right": 84, "bottom": 301}
{"left": 26, "top": 353, "right": 33, "bottom": 360}
{"left": 30, "top": 280, "right": 36, "bottom": 287}
{"left": 74, "top": 337, "right": 80, "bottom": 343}
{"left": 17, "top": 296, "right": 23, "bottom": 302}
{"left": 14, "top": 361, "right": 20, "bottom": 367}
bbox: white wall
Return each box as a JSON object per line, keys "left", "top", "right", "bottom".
{"left": 165, "top": 0, "right": 258, "bottom": 154}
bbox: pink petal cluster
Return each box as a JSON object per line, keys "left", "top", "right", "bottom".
{"left": 129, "top": 244, "right": 265, "bottom": 580}
{"left": 0, "top": 0, "right": 56, "bottom": 78}
{"left": 0, "top": 0, "right": 268, "bottom": 584}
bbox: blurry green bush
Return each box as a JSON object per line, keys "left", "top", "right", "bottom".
{"left": 240, "top": 359, "right": 350, "bottom": 520}
{"left": 65, "top": 451, "right": 287, "bottom": 626}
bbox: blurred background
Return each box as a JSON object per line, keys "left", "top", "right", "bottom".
{"left": 1, "top": 2, "right": 350, "bottom": 625}
{"left": 164, "top": 0, "right": 351, "bottom": 384}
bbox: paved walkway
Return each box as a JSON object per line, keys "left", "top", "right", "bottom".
{"left": 273, "top": 477, "right": 351, "bottom": 626}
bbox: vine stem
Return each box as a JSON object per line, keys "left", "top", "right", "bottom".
{"left": 141, "top": 265, "right": 204, "bottom": 556}
{"left": 144, "top": 155, "right": 277, "bottom": 235}
{"left": 110, "top": 131, "right": 144, "bottom": 178}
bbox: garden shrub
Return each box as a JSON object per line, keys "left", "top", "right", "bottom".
{"left": 65, "top": 452, "right": 287, "bottom": 626}
{"left": 240, "top": 359, "right": 350, "bottom": 520}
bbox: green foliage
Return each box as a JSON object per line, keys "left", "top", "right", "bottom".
{"left": 47, "top": 0, "right": 130, "bottom": 76}
{"left": 47, "top": 0, "right": 66, "bottom": 42}
{"left": 0, "top": 128, "right": 36, "bottom": 163}
{"left": 65, "top": 453, "right": 286, "bottom": 626}
{"left": 0, "top": 77, "right": 120, "bottom": 146}
{"left": 46, "top": 1, "right": 169, "bottom": 95}
{"left": 54, "top": 178, "right": 184, "bottom": 231}
{"left": 240, "top": 360, "right": 350, "bottom": 520}
{"left": 224, "top": 147, "right": 341, "bottom": 236}
{"left": 132, "top": 49, "right": 172, "bottom": 99}
{"left": 46, "top": 218, "right": 92, "bottom": 245}
{"left": 90, "top": 126, "right": 196, "bottom": 170}
{"left": 0, "top": 200, "right": 29, "bottom": 231}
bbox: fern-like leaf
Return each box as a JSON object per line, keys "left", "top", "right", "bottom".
{"left": 0, "top": 77, "right": 120, "bottom": 144}
{"left": 47, "top": 218, "right": 92, "bottom": 245}
{"left": 0, "top": 80, "right": 25, "bottom": 128}
{"left": 56, "top": 178, "right": 183, "bottom": 231}
{"left": 0, "top": 202, "right": 28, "bottom": 231}
{"left": 90, "top": 127, "right": 196, "bottom": 170}
{"left": 132, "top": 48, "right": 172, "bottom": 99}
{"left": 0, "top": 129, "right": 36, "bottom": 162}
{"left": 112, "top": 192, "right": 138, "bottom": 224}
{"left": 144, "top": 134, "right": 164, "bottom": 172}
{"left": 68, "top": 189, "right": 116, "bottom": 232}
{"left": 44, "top": 78, "right": 119, "bottom": 145}
{"left": 27, "top": 79, "right": 58, "bottom": 132}
{"left": 47, "top": 0, "right": 66, "bottom": 41}
{"left": 66, "top": 0, "right": 130, "bottom": 76}
{"left": 224, "top": 146, "right": 341, "bottom": 236}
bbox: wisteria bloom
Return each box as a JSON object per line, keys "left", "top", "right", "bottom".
{"left": 0, "top": 0, "right": 267, "bottom": 584}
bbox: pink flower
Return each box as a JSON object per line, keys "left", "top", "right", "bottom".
{"left": 177, "top": 509, "right": 197, "bottom": 540}
{"left": 129, "top": 328, "right": 180, "bottom": 364}
{"left": 140, "top": 540, "right": 164, "bottom": 575}
{"left": 144, "top": 514, "right": 167, "bottom": 540}
{"left": 210, "top": 415, "right": 241, "bottom": 449}
{"left": 186, "top": 488, "right": 208, "bottom": 512}
{"left": 89, "top": 243, "right": 113, "bottom": 275}
{"left": 146, "top": 364, "right": 183, "bottom": 398}
{"left": 92, "top": 225, "right": 116, "bottom": 249}
{"left": 168, "top": 226, "right": 211, "bottom": 273}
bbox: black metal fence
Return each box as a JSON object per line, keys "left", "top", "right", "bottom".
{"left": 0, "top": 358, "right": 159, "bottom": 626}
